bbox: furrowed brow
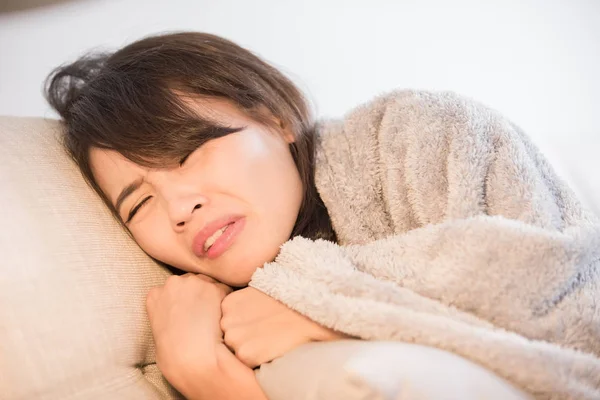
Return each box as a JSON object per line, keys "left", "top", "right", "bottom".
{"left": 115, "top": 178, "right": 144, "bottom": 216}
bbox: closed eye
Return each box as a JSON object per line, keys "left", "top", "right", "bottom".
{"left": 126, "top": 196, "right": 152, "bottom": 224}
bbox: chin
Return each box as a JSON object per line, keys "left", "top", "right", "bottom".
{"left": 221, "top": 244, "right": 280, "bottom": 287}
{"left": 220, "top": 261, "right": 260, "bottom": 287}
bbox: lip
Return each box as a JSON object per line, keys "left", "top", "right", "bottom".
{"left": 192, "top": 214, "right": 245, "bottom": 258}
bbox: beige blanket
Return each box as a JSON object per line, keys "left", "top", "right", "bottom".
{"left": 249, "top": 90, "right": 600, "bottom": 399}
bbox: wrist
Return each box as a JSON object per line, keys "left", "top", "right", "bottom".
{"left": 162, "top": 347, "right": 220, "bottom": 400}
{"left": 172, "top": 344, "right": 267, "bottom": 400}
{"left": 214, "top": 344, "right": 268, "bottom": 400}
{"left": 313, "top": 324, "right": 352, "bottom": 342}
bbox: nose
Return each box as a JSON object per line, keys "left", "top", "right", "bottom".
{"left": 150, "top": 171, "right": 206, "bottom": 231}
{"left": 168, "top": 198, "right": 204, "bottom": 231}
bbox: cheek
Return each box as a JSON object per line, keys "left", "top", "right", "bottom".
{"left": 237, "top": 155, "right": 304, "bottom": 241}
{"left": 233, "top": 159, "right": 299, "bottom": 214}
{"left": 129, "top": 218, "right": 174, "bottom": 263}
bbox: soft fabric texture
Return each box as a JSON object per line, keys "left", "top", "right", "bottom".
{"left": 257, "top": 340, "right": 531, "bottom": 400}
{"left": 250, "top": 90, "right": 600, "bottom": 399}
{"left": 0, "top": 117, "right": 182, "bottom": 399}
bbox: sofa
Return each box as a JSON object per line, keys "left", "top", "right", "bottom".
{"left": 0, "top": 116, "right": 533, "bottom": 399}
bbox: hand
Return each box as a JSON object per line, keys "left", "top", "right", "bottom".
{"left": 220, "top": 287, "right": 348, "bottom": 368}
{"left": 146, "top": 273, "right": 233, "bottom": 393}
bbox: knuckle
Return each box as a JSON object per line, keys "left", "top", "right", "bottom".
{"left": 146, "top": 287, "right": 160, "bottom": 304}
{"left": 223, "top": 328, "right": 240, "bottom": 349}
{"left": 236, "top": 345, "right": 256, "bottom": 368}
{"left": 220, "top": 314, "right": 231, "bottom": 331}
{"left": 205, "top": 282, "right": 223, "bottom": 298}
{"left": 165, "top": 275, "right": 180, "bottom": 286}
{"left": 223, "top": 289, "right": 239, "bottom": 306}
{"left": 220, "top": 294, "right": 232, "bottom": 312}
{"left": 147, "top": 287, "right": 157, "bottom": 298}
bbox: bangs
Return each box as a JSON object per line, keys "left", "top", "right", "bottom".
{"left": 67, "top": 68, "right": 244, "bottom": 168}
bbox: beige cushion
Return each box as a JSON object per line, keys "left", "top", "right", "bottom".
{"left": 257, "top": 340, "right": 532, "bottom": 400}
{"left": 0, "top": 117, "right": 182, "bottom": 399}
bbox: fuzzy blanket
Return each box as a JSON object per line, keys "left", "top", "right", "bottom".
{"left": 249, "top": 90, "right": 600, "bottom": 399}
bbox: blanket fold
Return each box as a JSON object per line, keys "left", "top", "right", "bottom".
{"left": 249, "top": 90, "right": 600, "bottom": 399}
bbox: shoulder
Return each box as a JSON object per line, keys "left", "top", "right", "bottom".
{"left": 319, "top": 89, "right": 502, "bottom": 138}
{"left": 314, "top": 88, "right": 512, "bottom": 162}
{"left": 369, "top": 89, "right": 498, "bottom": 123}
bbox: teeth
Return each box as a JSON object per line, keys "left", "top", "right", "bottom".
{"left": 204, "top": 225, "right": 229, "bottom": 252}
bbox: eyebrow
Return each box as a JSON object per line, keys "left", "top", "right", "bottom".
{"left": 114, "top": 178, "right": 144, "bottom": 217}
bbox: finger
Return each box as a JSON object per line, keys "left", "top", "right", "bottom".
{"left": 220, "top": 291, "right": 236, "bottom": 314}
{"left": 147, "top": 286, "right": 161, "bottom": 300}
{"left": 221, "top": 291, "right": 263, "bottom": 332}
{"left": 222, "top": 334, "right": 236, "bottom": 355}
{"left": 224, "top": 337, "right": 261, "bottom": 369}
{"left": 220, "top": 287, "right": 246, "bottom": 311}
{"left": 222, "top": 327, "right": 239, "bottom": 360}
{"left": 145, "top": 286, "right": 161, "bottom": 312}
{"left": 235, "top": 344, "right": 260, "bottom": 369}
{"left": 219, "top": 308, "right": 242, "bottom": 333}
{"left": 222, "top": 326, "right": 264, "bottom": 369}
{"left": 220, "top": 296, "right": 244, "bottom": 330}
{"left": 219, "top": 283, "right": 234, "bottom": 296}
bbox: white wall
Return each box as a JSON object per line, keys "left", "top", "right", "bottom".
{"left": 0, "top": 0, "right": 598, "bottom": 213}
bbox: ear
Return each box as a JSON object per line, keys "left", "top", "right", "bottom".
{"left": 282, "top": 128, "right": 296, "bottom": 144}
{"left": 273, "top": 117, "right": 295, "bottom": 144}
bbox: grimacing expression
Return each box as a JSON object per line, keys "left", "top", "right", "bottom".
{"left": 90, "top": 98, "right": 304, "bottom": 286}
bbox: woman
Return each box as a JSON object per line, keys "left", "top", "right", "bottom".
{"left": 46, "top": 32, "right": 600, "bottom": 399}
{"left": 46, "top": 31, "right": 349, "bottom": 399}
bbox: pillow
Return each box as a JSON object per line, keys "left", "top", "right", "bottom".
{"left": 256, "top": 340, "right": 532, "bottom": 400}
{"left": 0, "top": 117, "right": 182, "bottom": 399}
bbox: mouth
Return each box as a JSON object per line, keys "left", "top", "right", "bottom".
{"left": 192, "top": 215, "right": 246, "bottom": 259}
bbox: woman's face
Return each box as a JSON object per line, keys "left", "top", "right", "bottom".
{"left": 90, "top": 98, "right": 303, "bottom": 286}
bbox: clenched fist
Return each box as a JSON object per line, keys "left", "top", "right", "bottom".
{"left": 220, "top": 287, "right": 349, "bottom": 368}
{"left": 146, "top": 274, "right": 232, "bottom": 390}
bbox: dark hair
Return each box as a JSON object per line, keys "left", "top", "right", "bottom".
{"left": 44, "top": 31, "right": 337, "bottom": 251}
